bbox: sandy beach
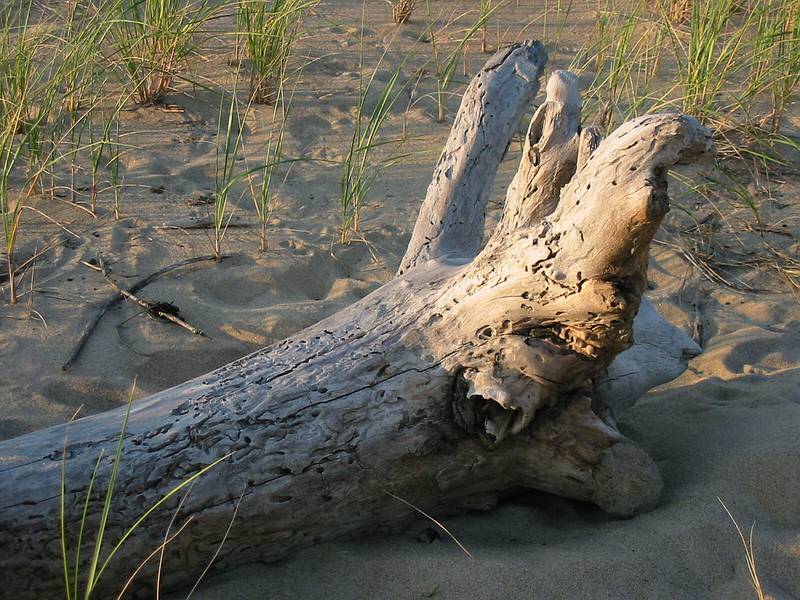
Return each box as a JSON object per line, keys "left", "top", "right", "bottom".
{"left": 1, "top": 0, "right": 799, "bottom": 598}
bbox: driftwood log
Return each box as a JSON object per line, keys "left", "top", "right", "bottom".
{"left": 0, "top": 41, "right": 711, "bottom": 598}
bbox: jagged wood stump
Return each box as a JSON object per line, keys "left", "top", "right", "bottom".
{"left": 0, "top": 41, "right": 711, "bottom": 598}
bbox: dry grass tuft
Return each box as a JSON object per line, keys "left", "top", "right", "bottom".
{"left": 389, "top": 0, "right": 416, "bottom": 24}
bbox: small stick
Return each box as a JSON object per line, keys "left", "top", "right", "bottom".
{"left": 63, "top": 254, "right": 221, "bottom": 371}
{"left": 85, "top": 254, "right": 207, "bottom": 338}
{"left": 383, "top": 489, "right": 473, "bottom": 558}
{"left": 157, "top": 215, "right": 251, "bottom": 230}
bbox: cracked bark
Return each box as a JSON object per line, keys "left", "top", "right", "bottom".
{"left": 0, "top": 41, "right": 711, "bottom": 598}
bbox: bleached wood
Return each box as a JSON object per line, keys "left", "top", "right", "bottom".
{"left": 491, "top": 71, "right": 700, "bottom": 414}
{"left": 0, "top": 45, "right": 712, "bottom": 599}
{"left": 398, "top": 41, "right": 547, "bottom": 274}
{"left": 597, "top": 298, "right": 702, "bottom": 415}
{"left": 496, "top": 69, "right": 584, "bottom": 235}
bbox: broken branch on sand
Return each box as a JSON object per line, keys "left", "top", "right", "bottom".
{"left": 83, "top": 254, "right": 208, "bottom": 337}
{"left": 62, "top": 254, "right": 220, "bottom": 371}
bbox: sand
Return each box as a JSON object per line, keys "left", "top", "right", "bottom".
{"left": 2, "top": 1, "right": 799, "bottom": 598}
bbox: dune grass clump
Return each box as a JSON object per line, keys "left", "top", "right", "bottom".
{"left": 567, "top": 0, "right": 800, "bottom": 147}
{"left": 1, "top": 0, "right": 118, "bottom": 303}
{"left": 248, "top": 76, "right": 296, "bottom": 252}
{"left": 109, "top": 0, "right": 213, "bottom": 105}
{"left": 746, "top": 0, "right": 800, "bottom": 132}
{"left": 53, "top": 1, "right": 115, "bottom": 208}
{"left": 61, "top": 0, "right": 105, "bottom": 115}
{"left": 339, "top": 55, "right": 405, "bottom": 244}
{"left": 86, "top": 104, "right": 128, "bottom": 215}
{"left": 676, "top": 0, "right": 750, "bottom": 121}
{"left": 429, "top": 2, "right": 500, "bottom": 123}
{"left": 212, "top": 84, "right": 245, "bottom": 261}
{"left": 237, "top": 0, "right": 313, "bottom": 104}
{"left": 389, "top": 0, "right": 417, "bottom": 24}
{"left": 0, "top": 16, "right": 34, "bottom": 305}
{"left": 479, "top": 0, "right": 492, "bottom": 52}
{"left": 0, "top": 1, "right": 61, "bottom": 304}
{"left": 578, "top": 3, "right": 657, "bottom": 131}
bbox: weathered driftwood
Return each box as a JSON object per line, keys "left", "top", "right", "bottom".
{"left": 0, "top": 41, "right": 711, "bottom": 598}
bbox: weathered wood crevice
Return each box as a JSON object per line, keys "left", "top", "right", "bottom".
{"left": 0, "top": 41, "right": 711, "bottom": 598}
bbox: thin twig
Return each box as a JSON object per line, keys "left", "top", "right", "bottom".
{"left": 63, "top": 254, "right": 222, "bottom": 371}
{"left": 383, "top": 489, "right": 473, "bottom": 558}
{"left": 87, "top": 254, "right": 207, "bottom": 338}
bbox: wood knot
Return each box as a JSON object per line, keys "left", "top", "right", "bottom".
{"left": 452, "top": 367, "right": 539, "bottom": 446}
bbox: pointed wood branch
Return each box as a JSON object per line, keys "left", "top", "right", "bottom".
{"left": 398, "top": 41, "right": 547, "bottom": 274}
{"left": 496, "top": 69, "right": 584, "bottom": 235}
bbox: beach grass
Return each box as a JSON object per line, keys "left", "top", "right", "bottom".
{"left": 108, "top": 0, "right": 214, "bottom": 105}
{"left": 237, "top": 0, "right": 314, "bottom": 104}
{"left": 0, "top": 0, "right": 796, "bottom": 294}
{"left": 338, "top": 12, "right": 407, "bottom": 244}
